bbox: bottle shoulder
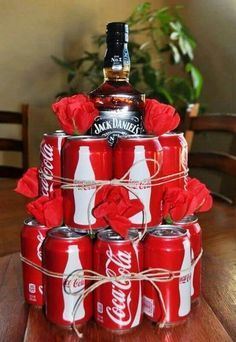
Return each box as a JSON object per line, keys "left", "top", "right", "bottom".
{"left": 89, "top": 81, "right": 145, "bottom": 111}
{"left": 89, "top": 81, "right": 143, "bottom": 97}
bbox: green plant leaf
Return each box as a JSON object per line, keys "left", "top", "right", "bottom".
{"left": 128, "top": 2, "right": 151, "bottom": 25}
{"left": 178, "top": 36, "right": 194, "bottom": 60}
{"left": 142, "top": 65, "right": 157, "bottom": 88}
{"left": 130, "top": 69, "right": 141, "bottom": 84}
{"left": 51, "top": 56, "right": 75, "bottom": 71}
{"left": 67, "top": 71, "right": 76, "bottom": 83}
{"left": 185, "top": 63, "right": 203, "bottom": 99}
{"left": 169, "top": 43, "right": 181, "bottom": 63}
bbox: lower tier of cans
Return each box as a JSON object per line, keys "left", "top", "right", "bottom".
{"left": 21, "top": 221, "right": 201, "bottom": 331}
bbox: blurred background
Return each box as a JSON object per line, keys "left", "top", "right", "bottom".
{"left": 0, "top": 0, "right": 235, "bottom": 184}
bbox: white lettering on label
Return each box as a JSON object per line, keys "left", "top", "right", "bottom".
{"left": 40, "top": 143, "right": 54, "bottom": 196}
{"left": 36, "top": 231, "right": 44, "bottom": 261}
{"left": 105, "top": 246, "right": 132, "bottom": 326}
{"left": 93, "top": 119, "right": 140, "bottom": 135}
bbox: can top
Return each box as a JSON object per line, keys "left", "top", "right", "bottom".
{"left": 48, "top": 226, "right": 88, "bottom": 240}
{"left": 118, "top": 134, "right": 157, "bottom": 140}
{"left": 98, "top": 229, "right": 139, "bottom": 242}
{"left": 159, "top": 132, "right": 184, "bottom": 138}
{"left": 173, "top": 215, "right": 198, "bottom": 225}
{"left": 24, "top": 217, "right": 46, "bottom": 228}
{"left": 44, "top": 130, "right": 67, "bottom": 137}
{"left": 149, "top": 225, "right": 187, "bottom": 238}
{"left": 67, "top": 135, "right": 108, "bottom": 141}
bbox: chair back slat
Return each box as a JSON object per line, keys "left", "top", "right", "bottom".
{"left": 0, "top": 111, "right": 23, "bottom": 124}
{"left": 0, "top": 105, "right": 29, "bottom": 178}
{"left": 0, "top": 139, "right": 23, "bottom": 151}
{"left": 184, "top": 107, "right": 236, "bottom": 204}
{"left": 188, "top": 152, "right": 236, "bottom": 178}
{"left": 0, "top": 166, "right": 24, "bottom": 178}
{"left": 189, "top": 114, "right": 236, "bottom": 133}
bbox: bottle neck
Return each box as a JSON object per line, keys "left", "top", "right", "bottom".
{"left": 103, "top": 42, "right": 130, "bottom": 82}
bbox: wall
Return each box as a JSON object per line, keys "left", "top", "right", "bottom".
{"left": 0, "top": 0, "right": 158, "bottom": 166}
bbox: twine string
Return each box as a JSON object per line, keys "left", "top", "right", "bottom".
{"left": 38, "top": 159, "right": 189, "bottom": 190}
{"left": 20, "top": 248, "right": 203, "bottom": 339}
{"left": 39, "top": 158, "right": 188, "bottom": 241}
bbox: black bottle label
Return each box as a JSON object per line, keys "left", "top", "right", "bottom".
{"left": 90, "top": 110, "right": 144, "bottom": 146}
{"left": 104, "top": 46, "right": 130, "bottom": 71}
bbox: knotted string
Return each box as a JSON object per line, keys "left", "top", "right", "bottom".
{"left": 38, "top": 159, "right": 188, "bottom": 189}
{"left": 20, "top": 248, "right": 202, "bottom": 339}
{"left": 39, "top": 158, "right": 189, "bottom": 242}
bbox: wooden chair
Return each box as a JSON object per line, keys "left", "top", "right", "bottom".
{"left": 184, "top": 105, "right": 236, "bottom": 204}
{"left": 0, "top": 104, "right": 29, "bottom": 178}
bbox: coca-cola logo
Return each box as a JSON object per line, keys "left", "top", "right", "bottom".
{"left": 38, "top": 285, "right": 43, "bottom": 295}
{"left": 77, "top": 181, "right": 96, "bottom": 191}
{"left": 105, "top": 245, "right": 132, "bottom": 326}
{"left": 40, "top": 143, "right": 54, "bottom": 196}
{"left": 63, "top": 271, "right": 85, "bottom": 295}
{"left": 129, "top": 179, "right": 151, "bottom": 190}
{"left": 180, "top": 141, "right": 188, "bottom": 190}
{"left": 179, "top": 273, "right": 191, "bottom": 284}
{"left": 36, "top": 231, "right": 44, "bottom": 261}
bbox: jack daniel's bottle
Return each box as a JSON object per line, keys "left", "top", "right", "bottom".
{"left": 89, "top": 22, "right": 145, "bottom": 146}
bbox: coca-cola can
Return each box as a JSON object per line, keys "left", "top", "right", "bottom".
{"left": 143, "top": 225, "right": 191, "bottom": 325}
{"left": 159, "top": 133, "right": 188, "bottom": 190}
{"left": 173, "top": 215, "right": 202, "bottom": 303}
{"left": 39, "top": 130, "right": 67, "bottom": 196}
{"left": 62, "top": 136, "right": 112, "bottom": 230}
{"left": 94, "top": 229, "right": 143, "bottom": 332}
{"left": 21, "top": 217, "right": 50, "bottom": 306}
{"left": 43, "top": 226, "right": 92, "bottom": 327}
{"left": 113, "top": 135, "right": 163, "bottom": 229}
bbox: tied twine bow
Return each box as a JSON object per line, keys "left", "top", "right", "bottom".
{"left": 39, "top": 158, "right": 188, "bottom": 189}
{"left": 39, "top": 158, "right": 189, "bottom": 238}
{"left": 20, "top": 249, "right": 202, "bottom": 339}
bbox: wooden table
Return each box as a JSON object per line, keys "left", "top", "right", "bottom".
{"left": 0, "top": 180, "right": 236, "bottom": 341}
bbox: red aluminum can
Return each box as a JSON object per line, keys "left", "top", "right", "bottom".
{"left": 39, "top": 130, "right": 67, "bottom": 196}
{"left": 62, "top": 136, "right": 112, "bottom": 230}
{"left": 21, "top": 218, "right": 50, "bottom": 306}
{"left": 173, "top": 215, "right": 202, "bottom": 303}
{"left": 113, "top": 135, "right": 163, "bottom": 229}
{"left": 43, "top": 226, "right": 92, "bottom": 327}
{"left": 159, "top": 133, "right": 188, "bottom": 190}
{"left": 143, "top": 226, "right": 191, "bottom": 325}
{"left": 94, "top": 229, "right": 143, "bottom": 332}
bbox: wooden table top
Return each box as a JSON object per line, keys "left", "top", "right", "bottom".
{"left": 0, "top": 179, "right": 235, "bottom": 341}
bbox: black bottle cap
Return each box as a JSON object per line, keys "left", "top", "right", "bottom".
{"left": 106, "top": 22, "right": 129, "bottom": 43}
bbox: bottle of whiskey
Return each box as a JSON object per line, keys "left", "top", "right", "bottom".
{"left": 89, "top": 22, "right": 145, "bottom": 146}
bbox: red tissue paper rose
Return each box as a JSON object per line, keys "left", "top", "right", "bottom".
{"left": 26, "top": 189, "right": 63, "bottom": 228}
{"left": 144, "top": 99, "right": 180, "bottom": 136}
{"left": 163, "top": 187, "right": 196, "bottom": 222}
{"left": 93, "top": 186, "right": 144, "bottom": 238}
{"left": 163, "top": 177, "right": 213, "bottom": 222}
{"left": 52, "top": 94, "right": 99, "bottom": 135}
{"left": 14, "top": 167, "right": 39, "bottom": 198}
{"left": 187, "top": 177, "right": 213, "bottom": 212}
